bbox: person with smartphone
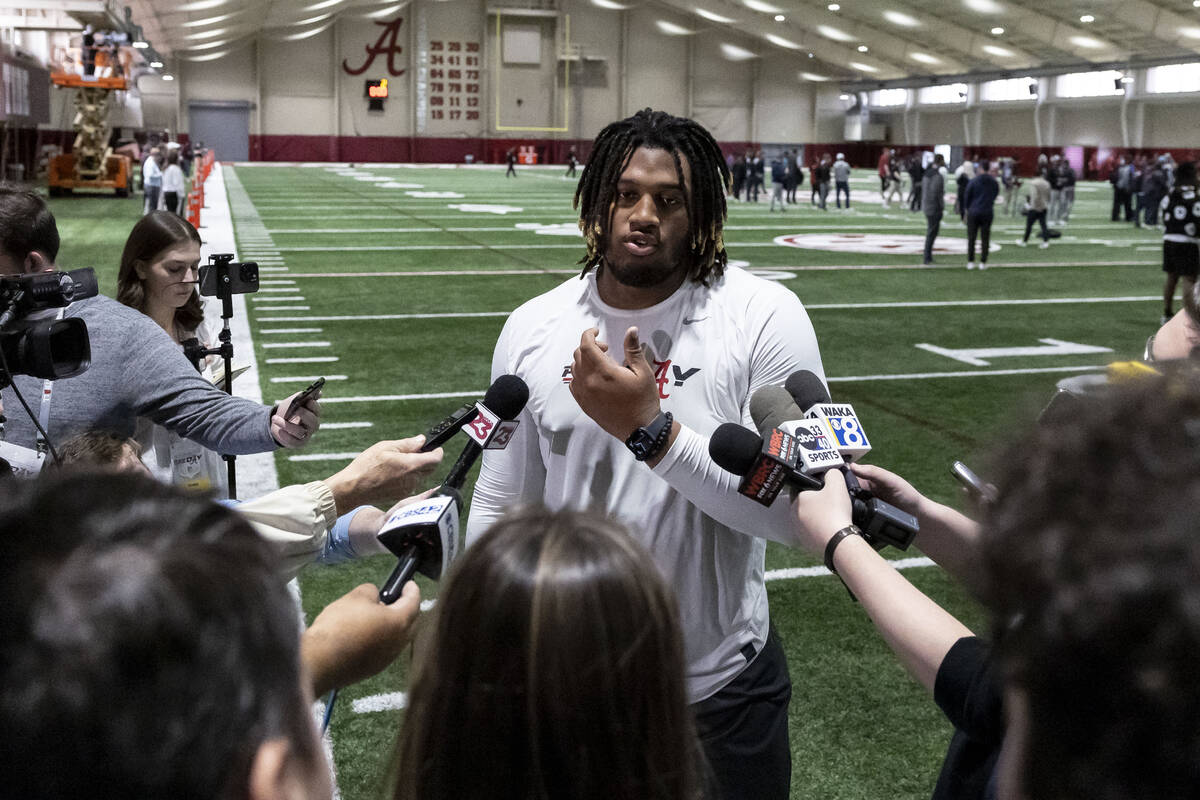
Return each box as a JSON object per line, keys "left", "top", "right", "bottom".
{"left": 114, "top": 210, "right": 319, "bottom": 490}
{"left": 0, "top": 189, "right": 316, "bottom": 482}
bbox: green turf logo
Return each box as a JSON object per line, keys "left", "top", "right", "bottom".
{"left": 773, "top": 233, "right": 1000, "bottom": 255}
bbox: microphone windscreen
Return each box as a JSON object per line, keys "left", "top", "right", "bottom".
{"left": 750, "top": 385, "right": 804, "bottom": 435}
{"left": 785, "top": 370, "right": 830, "bottom": 412}
{"left": 482, "top": 374, "right": 529, "bottom": 420}
{"left": 708, "top": 422, "right": 763, "bottom": 477}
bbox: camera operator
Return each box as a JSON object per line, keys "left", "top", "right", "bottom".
{"left": 790, "top": 467, "right": 999, "bottom": 800}
{"left": 0, "top": 473, "right": 421, "bottom": 800}
{"left": 0, "top": 187, "right": 318, "bottom": 473}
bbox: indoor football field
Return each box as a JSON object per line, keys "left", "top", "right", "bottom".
{"left": 50, "top": 163, "right": 1165, "bottom": 799}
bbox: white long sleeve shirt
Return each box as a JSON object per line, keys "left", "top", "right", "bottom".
{"left": 466, "top": 265, "right": 826, "bottom": 701}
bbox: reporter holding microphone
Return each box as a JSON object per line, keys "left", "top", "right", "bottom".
{"left": 790, "top": 467, "right": 999, "bottom": 800}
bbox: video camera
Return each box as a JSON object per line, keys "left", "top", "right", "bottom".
{"left": 0, "top": 268, "right": 97, "bottom": 388}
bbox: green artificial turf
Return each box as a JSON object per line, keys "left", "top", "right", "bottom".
{"left": 228, "top": 164, "right": 1163, "bottom": 799}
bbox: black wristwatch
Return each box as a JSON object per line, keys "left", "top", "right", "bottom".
{"left": 624, "top": 411, "right": 673, "bottom": 462}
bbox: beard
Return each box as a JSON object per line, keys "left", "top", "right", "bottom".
{"left": 601, "top": 240, "right": 689, "bottom": 289}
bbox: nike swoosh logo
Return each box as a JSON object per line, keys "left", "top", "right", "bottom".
{"left": 683, "top": 317, "right": 708, "bottom": 325}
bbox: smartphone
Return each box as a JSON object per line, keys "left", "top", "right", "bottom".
{"left": 950, "top": 460, "right": 997, "bottom": 505}
{"left": 286, "top": 377, "right": 325, "bottom": 419}
{"left": 198, "top": 260, "right": 259, "bottom": 296}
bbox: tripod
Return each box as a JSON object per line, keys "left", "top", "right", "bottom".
{"left": 183, "top": 253, "right": 244, "bottom": 499}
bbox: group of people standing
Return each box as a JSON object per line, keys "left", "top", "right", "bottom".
{"left": 141, "top": 139, "right": 192, "bottom": 217}
{"left": 1109, "top": 153, "right": 1176, "bottom": 228}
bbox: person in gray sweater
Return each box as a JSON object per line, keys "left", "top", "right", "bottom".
{"left": 833, "top": 153, "right": 852, "bottom": 209}
{"left": 0, "top": 187, "right": 317, "bottom": 471}
{"left": 921, "top": 154, "right": 946, "bottom": 265}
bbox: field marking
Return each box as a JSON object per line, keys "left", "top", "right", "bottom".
{"left": 255, "top": 295, "right": 1159, "bottom": 325}
{"left": 260, "top": 327, "right": 323, "bottom": 333}
{"left": 288, "top": 451, "right": 361, "bottom": 461}
{"left": 314, "top": 364, "right": 1104, "bottom": 404}
{"left": 266, "top": 356, "right": 339, "bottom": 364}
{"left": 256, "top": 287, "right": 302, "bottom": 293}
{"left": 915, "top": 338, "right": 1113, "bottom": 366}
{"left": 320, "top": 421, "right": 374, "bottom": 429}
{"left": 255, "top": 305, "right": 310, "bottom": 311}
{"left": 261, "top": 341, "right": 332, "bottom": 348}
{"left": 276, "top": 262, "right": 1156, "bottom": 278}
{"left": 346, "top": 554, "right": 938, "bottom": 715}
{"left": 270, "top": 375, "right": 348, "bottom": 383}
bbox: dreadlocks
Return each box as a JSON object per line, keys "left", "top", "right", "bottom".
{"left": 573, "top": 109, "right": 732, "bottom": 287}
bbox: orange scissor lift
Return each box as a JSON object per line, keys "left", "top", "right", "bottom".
{"left": 47, "top": 72, "right": 133, "bottom": 196}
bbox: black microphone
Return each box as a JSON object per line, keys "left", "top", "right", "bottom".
{"left": 709, "top": 422, "right": 823, "bottom": 506}
{"left": 441, "top": 374, "right": 529, "bottom": 489}
{"left": 375, "top": 374, "right": 530, "bottom": 604}
{"left": 783, "top": 370, "right": 918, "bottom": 551}
{"left": 418, "top": 374, "right": 528, "bottom": 453}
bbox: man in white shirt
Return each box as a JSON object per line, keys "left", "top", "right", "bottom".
{"left": 466, "top": 109, "right": 826, "bottom": 800}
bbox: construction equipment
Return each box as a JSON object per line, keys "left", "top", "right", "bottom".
{"left": 47, "top": 73, "right": 132, "bottom": 196}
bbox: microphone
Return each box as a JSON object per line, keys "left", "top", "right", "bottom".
{"left": 417, "top": 373, "right": 528, "bottom": 453}
{"left": 442, "top": 374, "right": 529, "bottom": 489}
{"left": 782, "top": 370, "right": 918, "bottom": 551}
{"left": 785, "top": 371, "right": 871, "bottom": 462}
{"left": 375, "top": 374, "right": 530, "bottom": 604}
{"left": 709, "top": 422, "right": 823, "bottom": 506}
{"left": 749, "top": 385, "right": 846, "bottom": 474}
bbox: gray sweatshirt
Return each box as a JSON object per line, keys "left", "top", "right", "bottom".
{"left": 833, "top": 158, "right": 851, "bottom": 182}
{"left": 1, "top": 295, "right": 276, "bottom": 455}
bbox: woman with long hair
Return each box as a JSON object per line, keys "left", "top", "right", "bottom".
{"left": 391, "top": 508, "right": 707, "bottom": 800}
{"left": 117, "top": 211, "right": 220, "bottom": 488}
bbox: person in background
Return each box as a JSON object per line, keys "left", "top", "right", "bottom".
{"left": 769, "top": 153, "right": 788, "bottom": 212}
{"left": 815, "top": 154, "right": 832, "bottom": 210}
{"left": 964, "top": 160, "right": 1000, "bottom": 270}
{"left": 1159, "top": 161, "right": 1200, "bottom": 324}
{"left": 1111, "top": 155, "right": 1133, "bottom": 222}
{"left": 392, "top": 508, "right": 705, "bottom": 800}
{"left": 749, "top": 149, "right": 765, "bottom": 203}
{"left": 731, "top": 153, "right": 747, "bottom": 202}
{"left": 161, "top": 149, "right": 186, "bottom": 216}
{"left": 1015, "top": 168, "right": 1052, "bottom": 250}
{"left": 1055, "top": 158, "right": 1076, "bottom": 224}
{"left": 833, "top": 152, "right": 851, "bottom": 209}
{"left": 921, "top": 154, "right": 946, "bottom": 266}
{"left": 142, "top": 146, "right": 162, "bottom": 214}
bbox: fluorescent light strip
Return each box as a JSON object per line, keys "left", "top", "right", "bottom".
{"left": 816, "top": 24, "right": 854, "bottom": 42}
{"left": 766, "top": 33, "right": 801, "bottom": 49}
{"left": 696, "top": 8, "right": 736, "bottom": 22}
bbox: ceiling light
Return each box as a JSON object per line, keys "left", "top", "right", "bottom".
{"left": 275, "top": 21, "right": 334, "bottom": 40}
{"left": 807, "top": 51, "right": 814, "bottom": 57}
{"left": 849, "top": 61, "right": 879, "bottom": 72}
{"left": 149, "top": 60, "right": 163, "bottom": 68}
{"left": 800, "top": 71, "right": 830, "bottom": 81}
{"left": 964, "top": 0, "right": 1005, "bottom": 12}
{"left": 857, "top": 44, "right": 869, "bottom": 51}
{"left": 982, "top": 44, "right": 1014, "bottom": 56}
{"left": 766, "top": 33, "right": 802, "bottom": 48}
{"left": 696, "top": 8, "right": 736, "bottom": 22}
{"left": 1070, "top": 35, "right": 1104, "bottom": 48}
{"left": 1079, "top": 14, "right": 1094, "bottom": 23}
{"left": 656, "top": 20, "right": 693, "bottom": 34}
{"left": 910, "top": 51, "right": 940, "bottom": 64}
{"left": 882, "top": 10, "right": 921, "bottom": 27}
{"left": 816, "top": 24, "right": 854, "bottom": 41}
{"left": 839, "top": 93, "right": 851, "bottom": 99}
{"left": 183, "top": 39, "right": 230, "bottom": 50}
{"left": 300, "top": 0, "right": 344, "bottom": 11}
{"left": 132, "top": 40, "right": 149, "bottom": 48}
{"left": 290, "top": 12, "right": 334, "bottom": 27}
{"left": 990, "top": 26, "right": 1005, "bottom": 35}
{"left": 181, "top": 11, "right": 241, "bottom": 27}
{"left": 1181, "top": 27, "right": 1200, "bottom": 39}
{"left": 1194, "top": 0, "right": 1200, "bottom": 7}
{"left": 774, "top": 14, "right": 785, "bottom": 21}
{"left": 1120, "top": 75, "right": 1134, "bottom": 83}
{"left": 743, "top": 0, "right": 784, "bottom": 13}
{"left": 162, "top": 74, "right": 175, "bottom": 80}
{"left": 828, "top": 3, "right": 841, "bottom": 10}
{"left": 720, "top": 42, "right": 758, "bottom": 60}
{"left": 362, "top": 2, "right": 405, "bottom": 18}
{"left": 177, "top": 0, "right": 227, "bottom": 10}
{"left": 591, "top": 0, "right": 629, "bottom": 9}
{"left": 184, "top": 27, "right": 228, "bottom": 40}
